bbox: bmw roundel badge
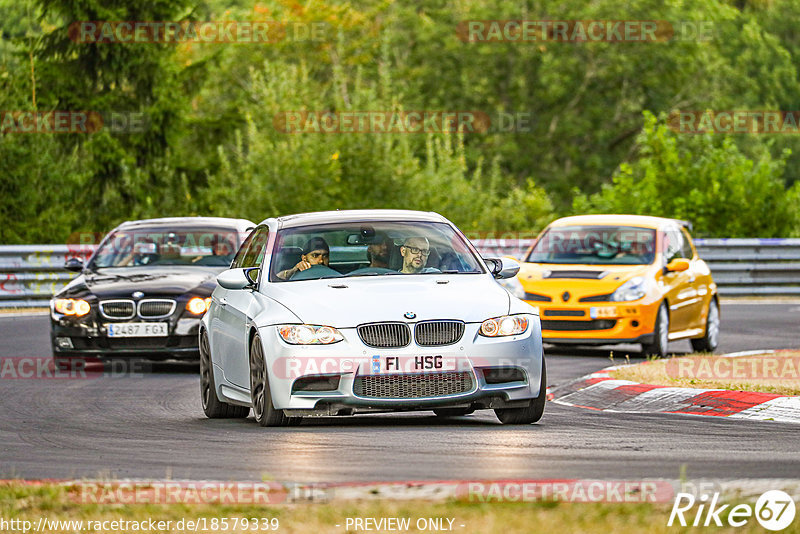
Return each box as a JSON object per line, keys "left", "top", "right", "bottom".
{"left": 404, "top": 312, "right": 416, "bottom": 319}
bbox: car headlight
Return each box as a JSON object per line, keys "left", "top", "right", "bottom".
{"left": 186, "top": 297, "right": 212, "bottom": 315}
{"left": 479, "top": 315, "right": 529, "bottom": 337}
{"left": 277, "top": 325, "right": 344, "bottom": 345}
{"left": 52, "top": 298, "right": 91, "bottom": 317}
{"left": 496, "top": 277, "right": 525, "bottom": 299}
{"left": 611, "top": 276, "right": 649, "bottom": 302}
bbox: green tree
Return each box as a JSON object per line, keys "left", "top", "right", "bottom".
{"left": 573, "top": 111, "right": 798, "bottom": 237}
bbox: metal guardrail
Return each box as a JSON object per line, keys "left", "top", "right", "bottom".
{"left": 473, "top": 238, "right": 800, "bottom": 297}
{"left": 0, "top": 245, "right": 95, "bottom": 308}
{"left": 1, "top": 238, "right": 798, "bottom": 307}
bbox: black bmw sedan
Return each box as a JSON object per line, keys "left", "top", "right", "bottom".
{"left": 50, "top": 217, "right": 255, "bottom": 363}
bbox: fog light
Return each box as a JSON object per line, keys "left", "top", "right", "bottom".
{"left": 291, "top": 375, "right": 341, "bottom": 393}
{"left": 55, "top": 337, "right": 74, "bottom": 349}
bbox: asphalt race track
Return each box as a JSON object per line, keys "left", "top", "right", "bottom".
{"left": 0, "top": 302, "right": 798, "bottom": 483}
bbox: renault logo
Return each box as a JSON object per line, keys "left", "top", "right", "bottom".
{"left": 561, "top": 291, "right": 571, "bottom": 302}
{"left": 404, "top": 312, "right": 416, "bottom": 319}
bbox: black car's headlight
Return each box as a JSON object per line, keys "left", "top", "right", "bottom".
{"left": 277, "top": 325, "right": 344, "bottom": 345}
{"left": 52, "top": 298, "right": 91, "bottom": 317}
{"left": 479, "top": 315, "right": 529, "bottom": 337}
{"left": 186, "top": 297, "right": 212, "bottom": 315}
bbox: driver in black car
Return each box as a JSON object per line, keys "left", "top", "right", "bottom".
{"left": 277, "top": 237, "right": 330, "bottom": 280}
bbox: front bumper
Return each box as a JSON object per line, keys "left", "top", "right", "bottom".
{"left": 531, "top": 300, "right": 659, "bottom": 344}
{"left": 50, "top": 315, "right": 203, "bottom": 359}
{"left": 255, "top": 320, "right": 544, "bottom": 413}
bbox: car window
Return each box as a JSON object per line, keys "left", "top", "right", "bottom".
{"left": 90, "top": 226, "right": 241, "bottom": 268}
{"left": 231, "top": 227, "right": 259, "bottom": 269}
{"left": 680, "top": 227, "right": 696, "bottom": 259}
{"left": 269, "top": 221, "right": 485, "bottom": 282}
{"left": 663, "top": 228, "right": 689, "bottom": 262}
{"left": 240, "top": 226, "right": 270, "bottom": 269}
{"left": 526, "top": 226, "right": 656, "bottom": 265}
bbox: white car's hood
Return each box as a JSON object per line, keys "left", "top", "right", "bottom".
{"left": 263, "top": 275, "right": 511, "bottom": 327}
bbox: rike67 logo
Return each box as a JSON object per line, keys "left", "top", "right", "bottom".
{"left": 669, "top": 490, "right": 796, "bottom": 530}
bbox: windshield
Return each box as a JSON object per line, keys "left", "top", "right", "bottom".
{"left": 270, "top": 221, "right": 484, "bottom": 282}
{"left": 90, "top": 226, "right": 243, "bottom": 268}
{"left": 526, "top": 225, "right": 657, "bottom": 265}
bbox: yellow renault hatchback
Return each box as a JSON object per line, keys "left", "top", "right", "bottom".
{"left": 517, "top": 215, "right": 718, "bottom": 356}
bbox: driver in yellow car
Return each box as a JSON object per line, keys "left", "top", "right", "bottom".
{"left": 277, "top": 237, "right": 330, "bottom": 280}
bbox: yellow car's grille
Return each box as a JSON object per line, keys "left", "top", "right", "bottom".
{"left": 541, "top": 319, "right": 616, "bottom": 331}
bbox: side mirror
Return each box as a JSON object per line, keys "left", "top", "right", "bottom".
{"left": 485, "top": 257, "right": 521, "bottom": 279}
{"left": 217, "top": 268, "right": 257, "bottom": 290}
{"left": 64, "top": 257, "right": 84, "bottom": 273}
{"left": 665, "top": 258, "right": 690, "bottom": 273}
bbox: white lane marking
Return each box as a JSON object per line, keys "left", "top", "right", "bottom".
{"left": 0, "top": 311, "right": 49, "bottom": 318}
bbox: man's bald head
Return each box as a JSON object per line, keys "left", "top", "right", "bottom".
{"left": 400, "top": 237, "right": 430, "bottom": 273}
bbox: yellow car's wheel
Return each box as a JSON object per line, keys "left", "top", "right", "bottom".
{"left": 642, "top": 303, "right": 669, "bottom": 358}
{"left": 691, "top": 299, "right": 720, "bottom": 352}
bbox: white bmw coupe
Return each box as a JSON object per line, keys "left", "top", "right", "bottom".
{"left": 199, "top": 210, "right": 545, "bottom": 426}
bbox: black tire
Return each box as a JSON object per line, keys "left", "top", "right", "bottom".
{"left": 690, "top": 298, "right": 720, "bottom": 353}
{"left": 433, "top": 408, "right": 475, "bottom": 417}
{"left": 200, "top": 331, "right": 249, "bottom": 419}
{"left": 494, "top": 359, "right": 546, "bottom": 425}
{"left": 250, "top": 333, "right": 299, "bottom": 427}
{"left": 642, "top": 303, "right": 670, "bottom": 358}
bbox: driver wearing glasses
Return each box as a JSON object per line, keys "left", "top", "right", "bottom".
{"left": 400, "top": 237, "right": 431, "bottom": 274}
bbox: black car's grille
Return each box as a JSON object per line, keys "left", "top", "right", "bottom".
{"left": 543, "top": 309, "right": 586, "bottom": 317}
{"left": 138, "top": 299, "right": 176, "bottom": 318}
{"left": 414, "top": 321, "right": 465, "bottom": 346}
{"left": 99, "top": 300, "right": 135, "bottom": 319}
{"left": 357, "top": 323, "right": 411, "bottom": 348}
{"left": 541, "top": 319, "right": 617, "bottom": 331}
{"left": 353, "top": 372, "right": 473, "bottom": 399}
{"left": 579, "top": 293, "right": 614, "bottom": 302}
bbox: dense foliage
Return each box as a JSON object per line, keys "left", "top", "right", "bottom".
{"left": 1, "top": 0, "right": 799, "bottom": 243}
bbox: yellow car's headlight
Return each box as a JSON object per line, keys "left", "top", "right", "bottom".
{"left": 53, "top": 298, "right": 91, "bottom": 317}
{"left": 277, "top": 325, "right": 344, "bottom": 345}
{"left": 186, "top": 297, "right": 212, "bottom": 315}
{"left": 480, "top": 315, "right": 529, "bottom": 337}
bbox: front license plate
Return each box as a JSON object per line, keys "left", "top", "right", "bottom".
{"left": 106, "top": 322, "right": 168, "bottom": 337}
{"left": 371, "top": 355, "right": 457, "bottom": 374}
{"left": 590, "top": 306, "right": 618, "bottom": 319}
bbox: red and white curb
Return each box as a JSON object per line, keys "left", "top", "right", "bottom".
{"left": 551, "top": 353, "right": 800, "bottom": 424}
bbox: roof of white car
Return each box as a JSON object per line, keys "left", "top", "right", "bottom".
{"left": 268, "top": 209, "right": 449, "bottom": 229}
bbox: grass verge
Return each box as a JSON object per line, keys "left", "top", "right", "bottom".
{"left": 610, "top": 351, "right": 800, "bottom": 396}
{"left": 3, "top": 481, "right": 796, "bottom": 534}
